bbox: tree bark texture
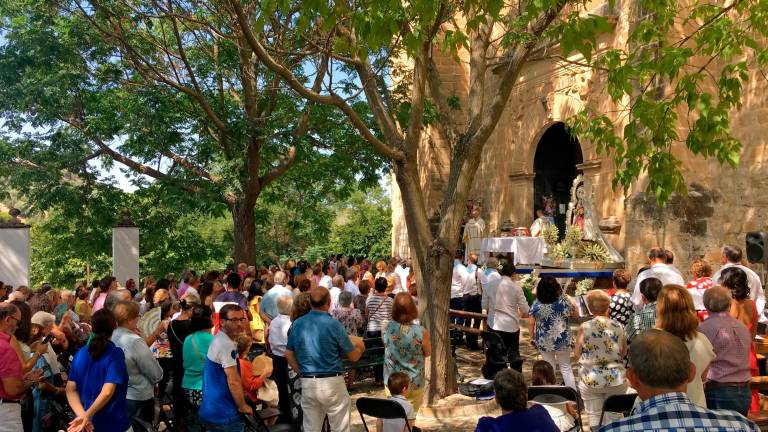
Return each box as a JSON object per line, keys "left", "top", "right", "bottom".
{"left": 231, "top": 198, "right": 257, "bottom": 265}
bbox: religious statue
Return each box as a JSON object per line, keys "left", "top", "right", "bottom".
{"left": 463, "top": 207, "right": 486, "bottom": 260}
{"left": 565, "top": 175, "right": 624, "bottom": 263}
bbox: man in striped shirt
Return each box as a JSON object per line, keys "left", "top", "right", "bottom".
{"left": 366, "top": 277, "right": 393, "bottom": 385}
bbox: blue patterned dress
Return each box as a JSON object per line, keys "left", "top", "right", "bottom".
{"left": 530, "top": 295, "right": 575, "bottom": 352}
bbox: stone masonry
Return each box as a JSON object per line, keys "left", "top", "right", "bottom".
{"left": 391, "top": 0, "right": 768, "bottom": 279}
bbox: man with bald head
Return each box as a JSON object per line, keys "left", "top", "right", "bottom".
{"left": 599, "top": 329, "right": 758, "bottom": 432}
{"left": 699, "top": 286, "right": 753, "bottom": 415}
{"left": 286, "top": 287, "right": 365, "bottom": 432}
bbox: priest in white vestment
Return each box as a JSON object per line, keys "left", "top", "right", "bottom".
{"left": 530, "top": 209, "right": 554, "bottom": 237}
{"left": 463, "top": 208, "right": 486, "bottom": 263}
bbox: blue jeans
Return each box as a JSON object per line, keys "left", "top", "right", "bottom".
{"left": 201, "top": 418, "right": 244, "bottom": 432}
{"left": 705, "top": 385, "right": 751, "bottom": 416}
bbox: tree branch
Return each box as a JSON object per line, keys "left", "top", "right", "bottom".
{"left": 159, "top": 150, "right": 219, "bottom": 182}
{"left": 259, "top": 146, "right": 297, "bottom": 188}
{"left": 226, "top": 0, "right": 406, "bottom": 162}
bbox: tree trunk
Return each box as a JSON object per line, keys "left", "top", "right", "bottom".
{"left": 393, "top": 161, "right": 463, "bottom": 404}
{"left": 231, "top": 198, "right": 257, "bottom": 265}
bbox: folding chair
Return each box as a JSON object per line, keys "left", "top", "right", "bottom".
{"left": 356, "top": 397, "right": 413, "bottom": 432}
{"left": 528, "top": 385, "right": 583, "bottom": 432}
{"left": 598, "top": 393, "right": 638, "bottom": 426}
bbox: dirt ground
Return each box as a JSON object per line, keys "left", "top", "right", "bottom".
{"left": 348, "top": 326, "right": 542, "bottom": 432}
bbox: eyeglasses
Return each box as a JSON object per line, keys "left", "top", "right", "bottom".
{"left": 222, "top": 317, "right": 247, "bottom": 323}
{"left": 7, "top": 316, "right": 19, "bottom": 323}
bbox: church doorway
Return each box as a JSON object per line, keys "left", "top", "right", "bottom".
{"left": 533, "top": 122, "right": 583, "bottom": 238}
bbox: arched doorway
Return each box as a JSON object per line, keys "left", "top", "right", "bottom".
{"left": 533, "top": 122, "right": 583, "bottom": 238}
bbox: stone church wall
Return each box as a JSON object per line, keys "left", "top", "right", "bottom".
{"left": 391, "top": 1, "right": 768, "bottom": 280}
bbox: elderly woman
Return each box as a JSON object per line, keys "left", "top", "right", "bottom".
{"left": 111, "top": 300, "right": 163, "bottom": 423}
{"left": 721, "top": 267, "right": 759, "bottom": 411}
{"left": 699, "top": 286, "right": 752, "bottom": 415}
{"left": 656, "top": 284, "right": 715, "bottom": 408}
{"left": 475, "top": 368, "right": 559, "bottom": 432}
{"left": 29, "top": 312, "right": 66, "bottom": 432}
{"left": 687, "top": 259, "right": 715, "bottom": 321}
{"left": 331, "top": 291, "right": 365, "bottom": 336}
{"left": 529, "top": 277, "right": 578, "bottom": 389}
{"left": 268, "top": 295, "right": 293, "bottom": 423}
{"left": 383, "top": 293, "right": 431, "bottom": 410}
{"left": 574, "top": 290, "right": 628, "bottom": 429}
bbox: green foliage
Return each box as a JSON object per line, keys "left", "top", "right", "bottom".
{"left": 519, "top": 274, "right": 539, "bottom": 305}
{"left": 27, "top": 184, "right": 233, "bottom": 288}
{"left": 324, "top": 187, "right": 393, "bottom": 262}
{"left": 569, "top": 0, "right": 762, "bottom": 205}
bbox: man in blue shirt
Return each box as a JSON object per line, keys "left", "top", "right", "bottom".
{"left": 286, "top": 287, "right": 364, "bottom": 432}
{"left": 199, "top": 304, "right": 252, "bottom": 431}
{"left": 599, "top": 329, "right": 759, "bottom": 432}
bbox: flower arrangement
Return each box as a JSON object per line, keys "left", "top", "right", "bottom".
{"left": 550, "top": 242, "right": 571, "bottom": 260}
{"left": 542, "top": 223, "right": 559, "bottom": 247}
{"left": 580, "top": 242, "right": 611, "bottom": 262}
{"left": 575, "top": 278, "right": 595, "bottom": 296}
{"left": 563, "top": 224, "right": 583, "bottom": 248}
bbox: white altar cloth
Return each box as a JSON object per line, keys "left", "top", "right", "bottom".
{"left": 480, "top": 237, "right": 545, "bottom": 265}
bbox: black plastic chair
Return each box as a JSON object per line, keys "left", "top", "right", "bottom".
{"left": 528, "top": 385, "right": 583, "bottom": 432}
{"left": 356, "top": 397, "right": 413, "bottom": 432}
{"left": 598, "top": 393, "right": 637, "bottom": 426}
{"left": 243, "top": 411, "right": 297, "bottom": 432}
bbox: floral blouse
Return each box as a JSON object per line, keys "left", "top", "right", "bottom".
{"left": 530, "top": 295, "right": 574, "bottom": 352}
{"left": 331, "top": 307, "right": 365, "bottom": 336}
{"left": 578, "top": 316, "right": 626, "bottom": 388}
{"left": 383, "top": 321, "right": 426, "bottom": 388}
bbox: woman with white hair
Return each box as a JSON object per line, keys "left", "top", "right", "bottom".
{"left": 30, "top": 311, "right": 66, "bottom": 432}
{"left": 269, "top": 295, "right": 293, "bottom": 423}
{"left": 574, "top": 290, "right": 628, "bottom": 429}
{"left": 331, "top": 291, "right": 364, "bottom": 336}
{"left": 329, "top": 275, "right": 344, "bottom": 310}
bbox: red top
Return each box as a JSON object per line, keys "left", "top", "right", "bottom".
{"left": 0, "top": 331, "right": 24, "bottom": 400}
{"left": 239, "top": 357, "right": 264, "bottom": 403}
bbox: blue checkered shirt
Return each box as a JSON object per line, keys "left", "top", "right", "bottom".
{"left": 624, "top": 302, "right": 656, "bottom": 344}
{"left": 598, "top": 392, "right": 759, "bottom": 432}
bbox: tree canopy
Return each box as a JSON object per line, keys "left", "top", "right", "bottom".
{"left": 0, "top": 0, "right": 386, "bottom": 264}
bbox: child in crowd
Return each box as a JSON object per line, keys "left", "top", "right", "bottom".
{"left": 529, "top": 360, "right": 578, "bottom": 431}
{"left": 236, "top": 335, "right": 268, "bottom": 403}
{"left": 378, "top": 372, "right": 417, "bottom": 432}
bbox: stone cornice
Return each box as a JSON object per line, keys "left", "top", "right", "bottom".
{"left": 509, "top": 172, "right": 536, "bottom": 181}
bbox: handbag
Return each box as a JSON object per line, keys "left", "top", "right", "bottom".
{"left": 258, "top": 378, "right": 280, "bottom": 408}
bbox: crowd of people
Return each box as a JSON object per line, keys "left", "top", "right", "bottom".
{"left": 0, "top": 256, "right": 427, "bottom": 432}
{"left": 470, "top": 244, "right": 764, "bottom": 431}
{"left": 0, "top": 242, "right": 765, "bottom": 432}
